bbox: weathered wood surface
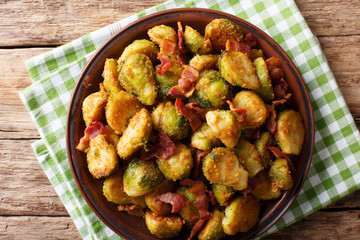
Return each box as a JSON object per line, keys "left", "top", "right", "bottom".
{"left": 0, "top": 0, "right": 359, "bottom": 239}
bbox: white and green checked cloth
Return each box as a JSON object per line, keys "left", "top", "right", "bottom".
{"left": 19, "top": 0, "right": 360, "bottom": 239}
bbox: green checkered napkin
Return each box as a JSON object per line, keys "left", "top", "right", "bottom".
{"left": 20, "top": 0, "right": 360, "bottom": 239}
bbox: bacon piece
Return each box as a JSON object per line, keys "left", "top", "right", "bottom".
{"left": 244, "top": 33, "right": 257, "bottom": 48}
{"left": 244, "top": 128, "right": 261, "bottom": 141}
{"left": 185, "top": 102, "right": 208, "bottom": 120}
{"left": 158, "top": 192, "right": 189, "bottom": 213}
{"left": 227, "top": 100, "right": 246, "bottom": 124}
{"left": 141, "top": 130, "right": 176, "bottom": 160}
{"left": 225, "top": 40, "right": 251, "bottom": 56}
{"left": 117, "top": 205, "right": 144, "bottom": 216}
{"left": 161, "top": 39, "right": 177, "bottom": 55}
{"left": 269, "top": 67, "right": 284, "bottom": 83}
{"left": 182, "top": 65, "right": 199, "bottom": 82}
{"left": 274, "top": 78, "right": 289, "bottom": 100}
{"left": 188, "top": 219, "right": 207, "bottom": 240}
{"left": 177, "top": 22, "right": 187, "bottom": 53}
{"left": 206, "top": 190, "right": 216, "bottom": 205}
{"left": 175, "top": 98, "right": 202, "bottom": 132}
{"left": 188, "top": 182, "right": 211, "bottom": 220}
{"left": 76, "top": 121, "right": 105, "bottom": 151}
{"left": 265, "top": 57, "right": 281, "bottom": 71}
{"left": 241, "top": 189, "right": 249, "bottom": 198}
{"left": 157, "top": 54, "right": 172, "bottom": 75}
{"left": 167, "top": 65, "right": 199, "bottom": 97}
{"left": 177, "top": 54, "right": 187, "bottom": 65}
{"left": 266, "top": 105, "right": 277, "bottom": 134}
{"left": 193, "top": 150, "right": 210, "bottom": 179}
{"left": 269, "top": 147, "right": 296, "bottom": 172}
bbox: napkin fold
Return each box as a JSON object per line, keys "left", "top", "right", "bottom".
{"left": 20, "top": 0, "right": 360, "bottom": 239}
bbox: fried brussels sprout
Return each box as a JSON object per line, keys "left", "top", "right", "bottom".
{"left": 212, "top": 184, "right": 234, "bottom": 206}
{"left": 232, "top": 91, "right": 268, "bottom": 129}
{"left": 119, "top": 53, "right": 157, "bottom": 105}
{"left": 118, "top": 39, "right": 159, "bottom": 65}
{"left": 105, "top": 90, "right": 143, "bottom": 135}
{"left": 148, "top": 25, "right": 177, "bottom": 47}
{"left": 176, "top": 186, "right": 200, "bottom": 228}
{"left": 145, "top": 179, "right": 176, "bottom": 216}
{"left": 157, "top": 143, "right": 193, "bottom": 181}
{"left": 203, "top": 148, "right": 248, "bottom": 191}
{"left": 123, "top": 158, "right": 163, "bottom": 197}
{"left": 222, "top": 195, "right": 260, "bottom": 235}
{"left": 191, "top": 122, "right": 221, "bottom": 151}
{"left": 87, "top": 134, "right": 118, "bottom": 179}
{"left": 269, "top": 158, "right": 293, "bottom": 191}
{"left": 117, "top": 108, "right": 152, "bottom": 159}
{"left": 206, "top": 110, "right": 241, "bottom": 149}
{"left": 219, "top": 51, "right": 260, "bottom": 89}
{"left": 253, "top": 57, "right": 274, "bottom": 101}
{"left": 254, "top": 131, "right": 273, "bottom": 169}
{"left": 250, "top": 49, "right": 264, "bottom": 61}
{"left": 190, "top": 70, "right": 231, "bottom": 109}
{"left": 102, "top": 125, "right": 120, "bottom": 148}
{"left": 155, "top": 59, "right": 183, "bottom": 97}
{"left": 204, "top": 18, "right": 243, "bottom": 52}
{"left": 160, "top": 101, "right": 190, "bottom": 140}
{"left": 103, "top": 168, "right": 146, "bottom": 207}
{"left": 102, "top": 58, "right": 122, "bottom": 95}
{"left": 189, "top": 54, "right": 219, "bottom": 72}
{"left": 151, "top": 102, "right": 165, "bottom": 130}
{"left": 248, "top": 170, "right": 282, "bottom": 200}
{"left": 184, "top": 25, "right": 212, "bottom": 54}
{"left": 198, "top": 208, "right": 226, "bottom": 240}
{"left": 82, "top": 90, "right": 107, "bottom": 126}
{"left": 234, "top": 139, "right": 263, "bottom": 178}
{"left": 275, "top": 109, "right": 305, "bottom": 155}
{"left": 145, "top": 211, "right": 184, "bottom": 238}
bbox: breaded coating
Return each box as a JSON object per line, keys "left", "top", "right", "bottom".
{"left": 234, "top": 139, "right": 263, "bottom": 178}
{"left": 191, "top": 122, "right": 221, "bottom": 151}
{"left": 145, "top": 211, "right": 184, "bottom": 238}
{"left": 248, "top": 170, "right": 282, "bottom": 200}
{"left": 269, "top": 158, "right": 293, "bottom": 190}
{"left": 82, "top": 90, "right": 107, "bottom": 126}
{"left": 102, "top": 58, "right": 122, "bottom": 95}
{"left": 189, "top": 54, "right": 219, "bottom": 72}
{"left": 184, "top": 25, "right": 212, "bottom": 54}
{"left": 148, "top": 25, "right": 177, "bottom": 47}
{"left": 198, "top": 208, "right": 226, "bottom": 240}
{"left": 145, "top": 179, "right": 176, "bottom": 216}
{"left": 253, "top": 57, "right": 274, "bottom": 101}
{"left": 118, "top": 39, "right": 159, "bottom": 67}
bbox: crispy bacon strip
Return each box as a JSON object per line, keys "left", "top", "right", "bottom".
{"left": 117, "top": 205, "right": 144, "bottom": 216}
{"left": 167, "top": 65, "right": 199, "bottom": 97}
{"left": 175, "top": 98, "right": 202, "bottom": 131}
{"left": 158, "top": 192, "right": 189, "bottom": 213}
{"left": 244, "top": 33, "right": 257, "bottom": 48}
{"left": 141, "top": 130, "right": 176, "bottom": 160}
{"left": 266, "top": 105, "right": 277, "bottom": 134}
{"left": 76, "top": 121, "right": 104, "bottom": 151}
{"left": 161, "top": 39, "right": 177, "bottom": 55}
{"left": 206, "top": 190, "right": 216, "bottom": 205}
{"left": 188, "top": 181, "right": 211, "bottom": 220}
{"left": 227, "top": 100, "right": 246, "bottom": 124}
{"left": 274, "top": 78, "right": 289, "bottom": 100}
{"left": 177, "top": 22, "right": 187, "bottom": 53}
{"left": 188, "top": 219, "right": 207, "bottom": 240}
{"left": 177, "top": 54, "right": 187, "bottom": 65}
{"left": 185, "top": 102, "right": 207, "bottom": 120}
{"left": 225, "top": 40, "right": 251, "bottom": 56}
{"left": 269, "top": 67, "right": 284, "bottom": 83}
{"left": 265, "top": 57, "right": 281, "bottom": 71}
{"left": 193, "top": 150, "right": 210, "bottom": 179}
{"left": 269, "top": 147, "right": 296, "bottom": 172}
{"left": 157, "top": 54, "right": 172, "bottom": 75}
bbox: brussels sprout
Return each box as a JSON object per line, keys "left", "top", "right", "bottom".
{"left": 118, "top": 39, "right": 159, "bottom": 66}
{"left": 119, "top": 53, "right": 157, "bottom": 105}
{"left": 184, "top": 25, "right": 212, "bottom": 55}
{"left": 232, "top": 91, "right": 268, "bottom": 129}
{"left": 145, "top": 211, "right": 184, "bottom": 238}
{"left": 234, "top": 139, "right": 263, "bottom": 178}
{"left": 103, "top": 168, "right": 146, "bottom": 207}
{"left": 102, "top": 125, "right": 120, "bottom": 148}
{"left": 176, "top": 186, "right": 200, "bottom": 228}
{"left": 269, "top": 158, "right": 293, "bottom": 190}
{"left": 117, "top": 108, "right": 152, "bottom": 159}
{"left": 157, "top": 143, "right": 193, "bottom": 181}
{"left": 87, "top": 134, "right": 118, "bottom": 179}
{"left": 198, "top": 208, "right": 226, "bottom": 240}
{"left": 148, "top": 25, "right": 177, "bottom": 47}
{"left": 206, "top": 110, "right": 241, "bottom": 149}
{"left": 222, "top": 195, "right": 260, "bottom": 235}
{"left": 82, "top": 90, "right": 107, "bottom": 126}
{"left": 191, "top": 122, "right": 221, "bottom": 151}
{"left": 275, "top": 109, "right": 305, "bottom": 155}
{"left": 190, "top": 70, "right": 231, "bottom": 109}
{"left": 123, "top": 158, "right": 163, "bottom": 197}
{"left": 155, "top": 59, "right": 183, "bottom": 97}
{"left": 254, "top": 131, "right": 273, "bottom": 169}
{"left": 151, "top": 102, "right": 165, "bottom": 130}
{"left": 160, "top": 101, "right": 190, "bottom": 140}
{"left": 203, "top": 148, "right": 248, "bottom": 191}
{"left": 248, "top": 170, "right": 281, "bottom": 200}
{"left": 253, "top": 57, "right": 274, "bottom": 101}
{"left": 250, "top": 49, "right": 264, "bottom": 61}
{"left": 102, "top": 58, "right": 122, "bottom": 95}
{"left": 105, "top": 90, "right": 143, "bottom": 135}
{"left": 219, "top": 51, "right": 260, "bottom": 89}
{"left": 189, "top": 54, "right": 219, "bottom": 72}
{"left": 145, "top": 179, "right": 176, "bottom": 216}
{"left": 204, "top": 18, "right": 243, "bottom": 52}
{"left": 212, "top": 184, "right": 234, "bottom": 206}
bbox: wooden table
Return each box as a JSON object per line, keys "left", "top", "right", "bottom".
{"left": 1, "top": 0, "right": 359, "bottom": 239}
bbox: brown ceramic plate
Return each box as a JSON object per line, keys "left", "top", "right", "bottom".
{"left": 67, "top": 8, "right": 314, "bottom": 240}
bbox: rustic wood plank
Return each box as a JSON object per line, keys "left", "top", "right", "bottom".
{"left": 266, "top": 210, "right": 360, "bottom": 239}
{"left": 0, "top": 139, "right": 68, "bottom": 216}
{"left": 0, "top": 216, "right": 81, "bottom": 239}
{"left": 0, "top": 0, "right": 359, "bottom": 46}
